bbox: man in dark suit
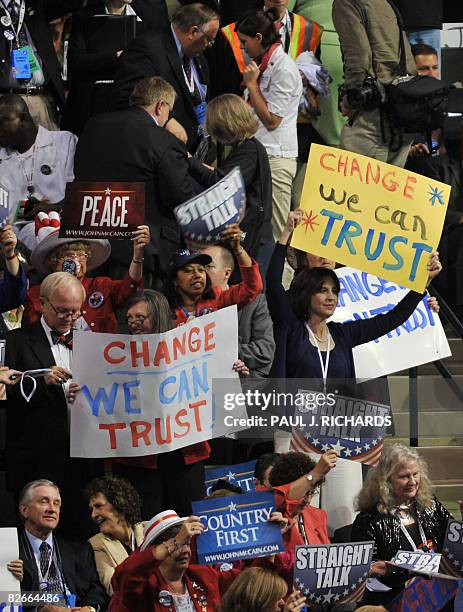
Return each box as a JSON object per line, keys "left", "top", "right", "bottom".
{"left": 74, "top": 76, "right": 194, "bottom": 283}
{"left": 5, "top": 271, "right": 98, "bottom": 537}
{"left": 113, "top": 2, "right": 219, "bottom": 150}
{"left": 0, "top": 1, "right": 104, "bottom": 127}
{"left": 8, "top": 479, "right": 108, "bottom": 611}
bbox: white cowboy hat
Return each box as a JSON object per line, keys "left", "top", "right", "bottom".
{"left": 30, "top": 211, "right": 111, "bottom": 275}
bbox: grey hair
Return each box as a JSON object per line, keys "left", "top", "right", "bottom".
{"left": 355, "top": 443, "right": 434, "bottom": 514}
{"left": 19, "top": 479, "right": 61, "bottom": 506}
{"left": 171, "top": 3, "right": 219, "bottom": 31}
{"left": 40, "top": 271, "right": 86, "bottom": 301}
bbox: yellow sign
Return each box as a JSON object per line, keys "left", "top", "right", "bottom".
{"left": 291, "top": 144, "right": 450, "bottom": 292}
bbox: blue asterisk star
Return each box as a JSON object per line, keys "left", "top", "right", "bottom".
{"left": 428, "top": 185, "right": 445, "bottom": 206}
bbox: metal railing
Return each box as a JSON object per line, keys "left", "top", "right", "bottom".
{"left": 408, "top": 286, "right": 463, "bottom": 447}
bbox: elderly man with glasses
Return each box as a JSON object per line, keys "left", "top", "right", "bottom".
{"left": 113, "top": 2, "right": 220, "bottom": 151}
{"left": 4, "top": 272, "right": 103, "bottom": 538}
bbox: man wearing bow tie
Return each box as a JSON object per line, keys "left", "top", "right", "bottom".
{"left": 4, "top": 271, "right": 100, "bottom": 537}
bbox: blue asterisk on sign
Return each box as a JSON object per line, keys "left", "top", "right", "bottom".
{"left": 428, "top": 185, "right": 445, "bottom": 206}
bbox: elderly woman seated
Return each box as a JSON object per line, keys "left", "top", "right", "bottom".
{"left": 86, "top": 475, "right": 145, "bottom": 595}
{"left": 352, "top": 443, "right": 463, "bottom": 605}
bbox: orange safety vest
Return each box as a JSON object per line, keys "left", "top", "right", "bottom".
{"left": 221, "top": 13, "right": 323, "bottom": 74}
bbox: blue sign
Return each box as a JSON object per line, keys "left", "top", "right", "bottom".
{"left": 205, "top": 460, "right": 256, "bottom": 496}
{"left": 174, "top": 167, "right": 245, "bottom": 243}
{"left": 192, "top": 490, "right": 284, "bottom": 565}
{"left": 439, "top": 520, "right": 463, "bottom": 578}
{"left": 392, "top": 550, "right": 442, "bottom": 574}
{"left": 389, "top": 576, "right": 458, "bottom": 612}
{"left": 292, "top": 391, "right": 391, "bottom": 466}
{"left": 294, "top": 543, "right": 374, "bottom": 606}
{"left": 0, "top": 183, "right": 9, "bottom": 228}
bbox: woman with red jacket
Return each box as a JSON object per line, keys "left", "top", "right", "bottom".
{"left": 163, "top": 224, "right": 263, "bottom": 327}
{"left": 267, "top": 451, "right": 337, "bottom": 550}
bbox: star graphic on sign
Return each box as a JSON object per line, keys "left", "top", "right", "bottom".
{"left": 196, "top": 234, "right": 203, "bottom": 241}
{"left": 311, "top": 438, "right": 320, "bottom": 446}
{"left": 448, "top": 552, "right": 454, "bottom": 560}
{"left": 331, "top": 440, "right": 345, "bottom": 455}
{"left": 342, "top": 589, "right": 349, "bottom": 597}
{"left": 226, "top": 471, "right": 236, "bottom": 481}
{"left": 344, "top": 447, "right": 352, "bottom": 457}
{"left": 454, "top": 560, "right": 461, "bottom": 568}
{"left": 354, "top": 446, "right": 362, "bottom": 455}
{"left": 301, "top": 209, "right": 319, "bottom": 233}
{"left": 428, "top": 185, "right": 445, "bottom": 206}
{"left": 228, "top": 501, "right": 237, "bottom": 512}
{"left": 294, "top": 578, "right": 302, "bottom": 587}
{"left": 322, "top": 590, "right": 334, "bottom": 604}
{"left": 105, "top": 187, "right": 111, "bottom": 195}
{"left": 304, "top": 432, "right": 312, "bottom": 440}
{"left": 372, "top": 439, "right": 377, "bottom": 446}
{"left": 304, "top": 588, "right": 310, "bottom": 596}
{"left": 321, "top": 443, "right": 330, "bottom": 452}
{"left": 364, "top": 442, "right": 371, "bottom": 450}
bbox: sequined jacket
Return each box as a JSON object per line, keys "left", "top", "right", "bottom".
{"left": 351, "top": 496, "right": 453, "bottom": 562}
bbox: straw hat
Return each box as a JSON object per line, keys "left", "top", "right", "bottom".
{"left": 140, "top": 510, "right": 187, "bottom": 551}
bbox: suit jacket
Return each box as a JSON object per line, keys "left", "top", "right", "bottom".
{"left": 113, "top": 26, "right": 210, "bottom": 149}
{"left": 73, "top": 105, "right": 194, "bottom": 274}
{"left": 19, "top": 529, "right": 109, "bottom": 610}
{"left": 0, "top": 1, "right": 100, "bottom": 105}
{"left": 4, "top": 320, "right": 69, "bottom": 491}
{"left": 62, "top": 0, "right": 169, "bottom": 134}
{"left": 88, "top": 522, "right": 145, "bottom": 595}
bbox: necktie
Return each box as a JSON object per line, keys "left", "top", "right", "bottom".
{"left": 50, "top": 330, "right": 73, "bottom": 350}
{"left": 39, "top": 542, "right": 61, "bottom": 592}
{"left": 9, "top": 0, "right": 28, "bottom": 47}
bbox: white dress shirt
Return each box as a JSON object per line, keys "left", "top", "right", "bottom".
{"left": 40, "top": 316, "right": 72, "bottom": 419}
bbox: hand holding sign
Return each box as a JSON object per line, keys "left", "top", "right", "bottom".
{"left": 6, "top": 559, "right": 23, "bottom": 581}
{"left": 280, "top": 209, "right": 304, "bottom": 246}
{"left": 426, "top": 251, "right": 442, "bottom": 287}
{"left": 283, "top": 590, "right": 307, "bottom": 612}
{"left": 0, "top": 224, "right": 17, "bottom": 257}
{"left": 44, "top": 366, "right": 72, "bottom": 386}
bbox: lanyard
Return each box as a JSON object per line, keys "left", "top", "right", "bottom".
{"left": 306, "top": 324, "right": 330, "bottom": 390}
{"left": 0, "top": 0, "right": 26, "bottom": 47}
{"left": 394, "top": 510, "right": 428, "bottom": 552}
{"left": 298, "top": 514, "right": 309, "bottom": 544}
{"left": 181, "top": 305, "right": 197, "bottom": 321}
{"left": 181, "top": 58, "right": 195, "bottom": 94}
{"left": 14, "top": 142, "right": 37, "bottom": 194}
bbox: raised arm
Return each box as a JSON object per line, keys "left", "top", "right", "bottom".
{"left": 266, "top": 209, "right": 303, "bottom": 325}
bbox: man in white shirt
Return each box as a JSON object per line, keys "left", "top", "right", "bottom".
{"left": 4, "top": 273, "right": 100, "bottom": 539}
{"left": 7, "top": 479, "right": 108, "bottom": 610}
{"left": 0, "top": 94, "right": 77, "bottom": 250}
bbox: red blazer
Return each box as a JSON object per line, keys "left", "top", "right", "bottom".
{"left": 172, "top": 261, "right": 263, "bottom": 327}
{"left": 273, "top": 482, "right": 330, "bottom": 549}
{"left": 24, "top": 274, "right": 142, "bottom": 333}
{"left": 110, "top": 549, "right": 239, "bottom": 612}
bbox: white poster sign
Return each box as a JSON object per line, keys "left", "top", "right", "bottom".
{"left": 71, "top": 307, "right": 244, "bottom": 458}
{"left": 331, "top": 267, "right": 451, "bottom": 379}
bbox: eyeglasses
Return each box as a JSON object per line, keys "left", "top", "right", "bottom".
{"left": 46, "top": 300, "right": 81, "bottom": 319}
{"left": 56, "top": 251, "right": 89, "bottom": 262}
{"left": 126, "top": 314, "right": 149, "bottom": 325}
{"left": 199, "top": 27, "right": 216, "bottom": 47}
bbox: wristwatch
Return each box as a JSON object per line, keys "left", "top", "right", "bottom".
{"left": 306, "top": 473, "right": 314, "bottom": 483}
